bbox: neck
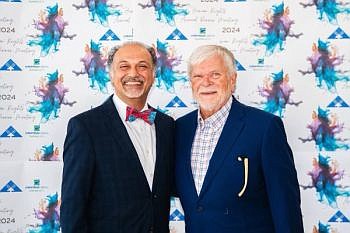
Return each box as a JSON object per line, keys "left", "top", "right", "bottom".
{"left": 115, "top": 94, "right": 147, "bottom": 111}
{"left": 200, "top": 109, "right": 216, "bottom": 120}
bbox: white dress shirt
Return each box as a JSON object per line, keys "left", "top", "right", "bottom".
{"left": 113, "top": 94, "right": 156, "bottom": 190}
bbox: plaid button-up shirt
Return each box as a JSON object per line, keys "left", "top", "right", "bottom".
{"left": 191, "top": 97, "right": 232, "bottom": 195}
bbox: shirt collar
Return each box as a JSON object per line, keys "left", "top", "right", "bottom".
{"left": 197, "top": 96, "right": 232, "bottom": 129}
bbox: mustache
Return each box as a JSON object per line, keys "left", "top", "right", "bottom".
{"left": 122, "top": 76, "right": 144, "bottom": 85}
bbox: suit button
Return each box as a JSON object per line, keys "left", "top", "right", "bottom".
{"left": 149, "top": 226, "right": 153, "bottom": 233}
{"left": 196, "top": 205, "right": 204, "bottom": 212}
{"left": 153, "top": 194, "right": 158, "bottom": 199}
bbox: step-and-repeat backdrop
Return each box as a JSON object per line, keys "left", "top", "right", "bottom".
{"left": 1, "top": 0, "right": 350, "bottom": 232}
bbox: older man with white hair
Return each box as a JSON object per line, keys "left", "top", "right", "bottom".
{"left": 175, "top": 44, "right": 304, "bottom": 233}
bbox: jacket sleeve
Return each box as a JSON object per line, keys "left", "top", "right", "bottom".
{"left": 261, "top": 116, "right": 304, "bottom": 233}
{"left": 60, "top": 117, "right": 95, "bottom": 233}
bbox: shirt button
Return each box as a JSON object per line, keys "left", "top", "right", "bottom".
{"left": 196, "top": 205, "right": 204, "bottom": 212}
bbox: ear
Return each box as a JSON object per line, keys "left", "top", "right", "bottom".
{"left": 230, "top": 72, "right": 237, "bottom": 90}
{"left": 109, "top": 69, "right": 115, "bottom": 86}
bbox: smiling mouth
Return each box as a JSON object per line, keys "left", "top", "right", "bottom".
{"left": 122, "top": 78, "right": 144, "bottom": 86}
{"left": 200, "top": 91, "right": 217, "bottom": 95}
{"left": 123, "top": 81, "right": 144, "bottom": 86}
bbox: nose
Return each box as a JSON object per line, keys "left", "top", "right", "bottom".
{"left": 129, "top": 65, "right": 138, "bottom": 77}
{"left": 201, "top": 75, "right": 212, "bottom": 86}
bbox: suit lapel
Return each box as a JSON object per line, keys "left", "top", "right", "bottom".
{"left": 199, "top": 98, "right": 246, "bottom": 198}
{"left": 102, "top": 96, "right": 151, "bottom": 192}
{"left": 152, "top": 113, "right": 166, "bottom": 191}
{"left": 183, "top": 111, "right": 200, "bottom": 197}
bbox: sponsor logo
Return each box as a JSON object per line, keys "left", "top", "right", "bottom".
{"left": 169, "top": 209, "right": 185, "bottom": 221}
{"left": 24, "top": 58, "right": 49, "bottom": 71}
{"left": 166, "top": 96, "right": 187, "bottom": 108}
{"left": 191, "top": 27, "right": 215, "bottom": 40}
{"left": 25, "top": 125, "right": 49, "bottom": 138}
{"left": 166, "top": 28, "right": 187, "bottom": 40}
{"left": 24, "top": 179, "right": 48, "bottom": 192}
{"left": 0, "top": 126, "right": 22, "bottom": 138}
{"left": 0, "top": 59, "right": 21, "bottom": 71}
{"left": 328, "top": 27, "right": 349, "bottom": 39}
{"left": 0, "top": 180, "right": 22, "bottom": 192}
{"left": 235, "top": 59, "right": 246, "bottom": 71}
{"left": 327, "top": 96, "right": 349, "bottom": 108}
{"left": 100, "top": 29, "right": 120, "bottom": 41}
{"left": 328, "top": 211, "right": 350, "bottom": 223}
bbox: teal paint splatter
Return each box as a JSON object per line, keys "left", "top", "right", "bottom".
{"left": 28, "top": 4, "right": 76, "bottom": 56}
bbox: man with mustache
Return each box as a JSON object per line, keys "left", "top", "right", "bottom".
{"left": 175, "top": 45, "right": 304, "bottom": 233}
{"left": 61, "top": 42, "right": 174, "bottom": 233}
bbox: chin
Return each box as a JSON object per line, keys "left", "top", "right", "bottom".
{"left": 198, "top": 102, "right": 218, "bottom": 112}
{"left": 123, "top": 90, "right": 145, "bottom": 99}
{"left": 198, "top": 98, "right": 227, "bottom": 112}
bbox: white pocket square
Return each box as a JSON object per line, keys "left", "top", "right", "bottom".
{"left": 237, "top": 156, "right": 248, "bottom": 197}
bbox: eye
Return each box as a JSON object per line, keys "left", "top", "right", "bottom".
{"left": 192, "top": 75, "right": 203, "bottom": 79}
{"left": 119, "top": 64, "right": 129, "bottom": 70}
{"left": 212, "top": 72, "right": 221, "bottom": 78}
{"left": 138, "top": 63, "right": 150, "bottom": 70}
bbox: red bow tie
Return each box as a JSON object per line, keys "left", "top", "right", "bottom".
{"left": 125, "top": 106, "right": 156, "bottom": 125}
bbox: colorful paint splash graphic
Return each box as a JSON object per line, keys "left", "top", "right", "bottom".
{"left": 253, "top": 2, "right": 302, "bottom": 55}
{"left": 299, "top": 107, "right": 349, "bottom": 151}
{"left": 139, "top": 0, "right": 188, "bottom": 25}
{"left": 312, "top": 221, "right": 334, "bottom": 233}
{"left": 73, "top": 0, "right": 121, "bottom": 25}
{"left": 73, "top": 40, "right": 110, "bottom": 93}
{"left": 301, "top": 154, "right": 350, "bottom": 208}
{"left": 257, "top": 70, "right": 302, "bottom": 117}
{"left": 300, "top": 0, "right": 350, "bottom": 24}
{"left": 28, "top": 4, "right": 76, "bottom": 56}
{"left": 31, "top": 143, "right": 59, "bottom": 161}
{"left": 155, "top": 40, "right": 187, "bottom": 92}
{"left": 299, "top": 39, "right": 350, "bottom": 92}
{"left": 29, "top": 70, "right": 77, "bottom": 122}
{"left": 28, "top": 193, "right": 60, "bottom": 233}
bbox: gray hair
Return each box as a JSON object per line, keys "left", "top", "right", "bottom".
{"left": 187, "top": 45, "right": 236, "bottom": 77}
{"left": 107, "top": 41, "right": 157, "bottom": 70}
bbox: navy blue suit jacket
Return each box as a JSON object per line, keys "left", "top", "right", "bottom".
{"left": 175, "top": 97, "right": 303, "bottom": 233}
{"left": 61, "top": 96, "right": 174, "bottom": 233}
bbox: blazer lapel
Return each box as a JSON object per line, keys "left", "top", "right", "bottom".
{"left": 199, "top": 98, "right": 246, "bottom": 198}
{"left": 183, "top": 111, "right": 200, "bottom": 197}
{"left": 152, "top": 112, "right": 166, "bottom": 191}
{"left": 102, "top": 96, "right": 151, "bottom": 192}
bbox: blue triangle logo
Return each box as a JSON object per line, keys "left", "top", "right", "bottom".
{"left": 328, "top": 27, "right": 350, "bottom": 39}
{"left": 327, "top": 96, "right": 349, "bottom": 108}
{"left": 235, "top": 59, "right": 246, "bottom": 71}
{"left": 0, "top": 126, "right": 22, "bottom": 137}
{"left": 0, "top": 0, "right": 22, "bottom": 2}
{"left": 328, "top": 211, "right": 350, "bottom": 223}
{"left": 0, "top": 180, "right": 22, "bottom": 192}
{"left": 100, "top": 29, "right": 120, "bottom": 41}
{"left": 169, "top": 209, "right": 185, "bottom": 221}
{"left": 0, "top": 59, "right": 22, "bottom": 71}
{"left": 166, "top": 28, "right": 187, "bottom": 40}
{"left": 166, "top": 96, "right": 187, "bottom": 108}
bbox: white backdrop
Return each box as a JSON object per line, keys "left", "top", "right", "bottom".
{"left": 0, "top": 0, "right": 350, "bottom": 232}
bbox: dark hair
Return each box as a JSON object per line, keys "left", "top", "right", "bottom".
{"left": 107, "top": 41, "right": 157, "bottom": 69}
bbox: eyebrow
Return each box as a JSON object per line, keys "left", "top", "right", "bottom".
{"left": 117, "top": 60, "right": 151, "bottom": 65}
